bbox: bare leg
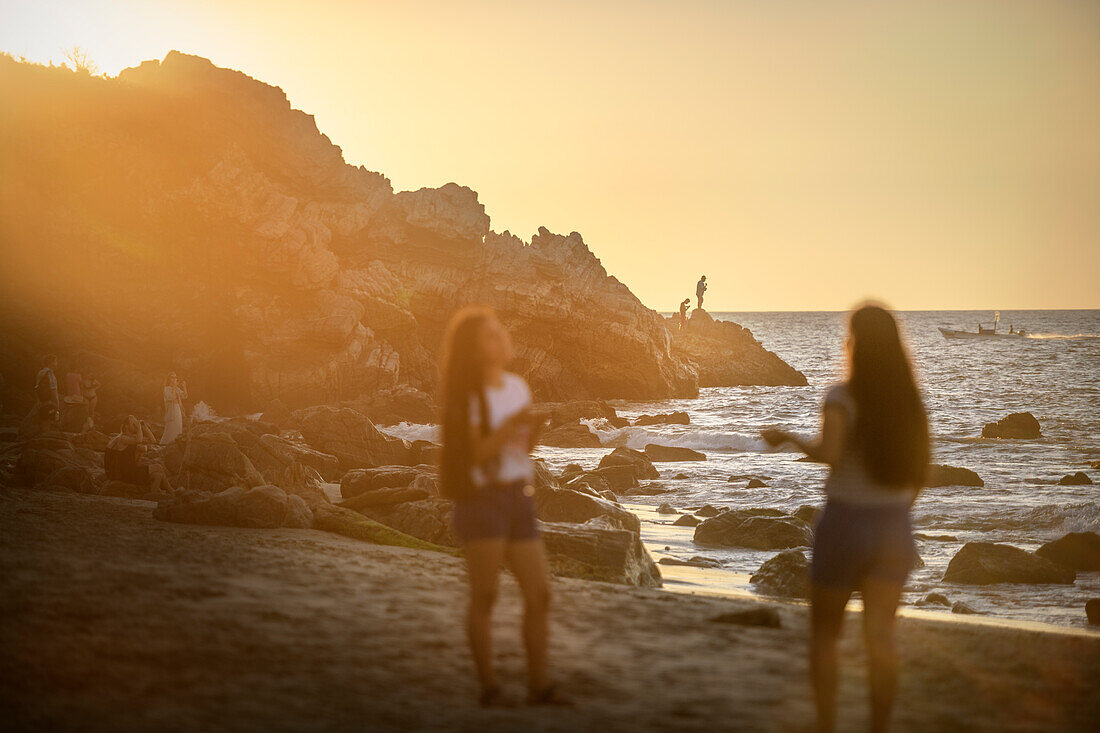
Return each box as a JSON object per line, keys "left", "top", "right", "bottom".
{"left": 464, "top": 539, "right": 506, "bottom": 693}
{"left": 862, "top": 579, "right": 904, "bottom": 733}
{"left": 506, "top": 539, "right": 552, "bottom": 693}
{"left": 811, "top": 584, "right": 852, "bottom": 733}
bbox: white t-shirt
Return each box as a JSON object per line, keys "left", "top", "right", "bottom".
{"left": 822, "top": 384, "right": 917, "bottom": 506}
{"left": 469, "top": 372, "right": 535, "bottom": 487}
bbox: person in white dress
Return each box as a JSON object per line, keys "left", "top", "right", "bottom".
{"left": 159, "top": 372, "right": 188, "bottom": 445}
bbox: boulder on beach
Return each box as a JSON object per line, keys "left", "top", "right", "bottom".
{"left": 633, "top": 412, "right": 690, "bottom": 426}
{"left": 540, "top": 521, "right": 662, "bottom": 587}
{"left": 926, "top": 464, "right": 984, "bottom": 488}
{"left": 943, "top": 542, "right": 1075, "bottom": 585}
{"left": 1035, "top": 532, "right": 1100, "bottom": 570}
{"left": 749, "top": 550, "right": 810, "bottom": 599}
{"left": 598, "top": 446, "right": 659, "bottom": 480}
{"left": 580, "top": 465, "right": 639, "bottom": 491}
{"left": 644, "top": 444, "right": 706, "bottom": 462}
{"left": 534, "top": 486, "right": 640, "bottom": 533}
{"left": 343, "top": 385, "right": 436, "bottom": 426}
{"left": 672, "top": 514, "right": 700, "bottom": 527}
{"left": 981, "top": 412, "right": 1041, "bottom": 439}
{"left": 155, "top": 485, "right": 314, "bottom": 529}
{"left": 559, "top": 463, "right": 584, "bottom": 481}
{"left": 621, "top": 482, "right": 669, "bottom": 497}
{"left": 163, "top": 432, "right": 265, "bottom": 493}
{"left": 656, "top": 502, "right": 677, "bottom": 515}
{"left": 695, "top": 504, "right": 721, "bottom": 518}
{"left": 540, "top": 422, "right": 601, "bottom": 448}
{"left": 746, "top": 478, "right": 767, "bottom": 488}
{"left": 694, "top": 509, "right": 811, "bottom": 550}
{"left": 259, "top": 399, "right": 293, "bottom": 428}
{"left": 952, "top": 602, "right": 979, "bottom": 615}
{"left": 1058, "top": 472, "right": 1092, "bottom": 486}
{"left": 292, "top": 406, "right": 413, "bottom": 468}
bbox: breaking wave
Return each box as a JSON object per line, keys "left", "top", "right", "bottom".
{"left": 580, "top": 418, "right": 768, "bottom": 452}
{"left": 379, "top": 422, "right": 439, "bottom": 443}
{"left": 915, "top": 502, "right": 1100, "bottom": 536}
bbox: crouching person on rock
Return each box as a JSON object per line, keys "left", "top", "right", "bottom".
{"left": 105, "top": 415, "right": 174, "bottom": 495}
{"left": 439, "top": 305, "right": 564, "bottom": 708}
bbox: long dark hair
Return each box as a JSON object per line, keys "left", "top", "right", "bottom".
{"left": 438, "top": 306, "right": 494, "bottom": 500}
{"left": 847, "top": 305, "right": 929, "bottom": 488}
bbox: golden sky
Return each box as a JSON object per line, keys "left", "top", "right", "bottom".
{"left": 4, "top": 0, "right": 1099, "bottom": 311}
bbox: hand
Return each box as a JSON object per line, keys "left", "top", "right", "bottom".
{"left": 760, "top": 428, "right": 789, "bottom": 448}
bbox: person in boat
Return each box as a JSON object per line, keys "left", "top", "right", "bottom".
{"left": 678, "top": 298, "right": 691, "bottom": 331}
{"left": 762, "top": 304, "right": 928, "bottom": 733}
{"left": 696, "top": 275, "right": 708, "bottom": 310}
{"left": 438, "top": 305, "right": 563, "bottom": 707}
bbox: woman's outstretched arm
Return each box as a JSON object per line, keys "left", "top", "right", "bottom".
{"left": 761, "top": 405, "right": 848, "bottom": 466}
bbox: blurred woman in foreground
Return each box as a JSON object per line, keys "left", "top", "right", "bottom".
{"left": 763, "top": 304, "right": 928, "bottom": 733}
{"left": 439, "top": 306, "right": 562, "bottom": 707}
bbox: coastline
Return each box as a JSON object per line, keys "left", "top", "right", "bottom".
{"left": 3, "top": 488, "right": 1097, "bottom": 732}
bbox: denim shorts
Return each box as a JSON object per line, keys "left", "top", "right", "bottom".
{"left": 811, "top": 501, "right": 916, "bottom": 590}
{"left": 452, "top": 481, "right": 540, "bottom": 544}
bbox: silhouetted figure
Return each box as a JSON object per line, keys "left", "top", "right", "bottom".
{"left": 32, "top": 355, "right": 60, "bottom": 428}
{"left": 678, "top": 298, "right": 691, "bottom": 331}
{"left": 106, "top": 415, "right": 173, "bottom": 493}
{"left": 439, "top": 306, "right": 563, "bottom": 707}
{"left": 160, "top": 372, "right": 188, "bottom": 445}
{"left": 696, "top": 275, "right": 707, "bottom": 309}
{"left": 82, "top": 372, "right": 101, "bottom": 429}
{"left": 763, "top": 305, "right": 928, "bottom": 733}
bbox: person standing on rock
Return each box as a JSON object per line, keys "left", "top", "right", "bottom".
{"left": 696, "top": 275, "right": 707, "bottom": 310}
{"left": 762, "top": 304, "right": 928, "bottom": 733}
{"left": 438, "top": 305, "right": 563, "bottom": 707}
{"left": 159, "top": 372, "right": 188, "bottom": 445}
{"left": 32, "top": 354, "right": 60, "bottom": 428}
{"left": 678, "top": 298, "right": 691, "bottom": 331}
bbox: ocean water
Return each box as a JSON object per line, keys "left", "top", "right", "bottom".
{"left": 385, "top": 310, "right": 1100, "bottom": 629}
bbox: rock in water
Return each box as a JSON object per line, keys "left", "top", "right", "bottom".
{"left": 926, "top": 464, "right": 984, "bottom": 488}
{"left": 981, "top": 412, "right": 1041, "bottom": 439}
{"left": 922, "top": 593, "right": 951, "bottom": 607}
{"left": 672, "top": 515, "right": 700, "bottom": 527}
{"left": 667, "top": 309, "right": 808, "bottom": 387}
{"left": 750, "top": 551, "right": 810, "bottom": 599}
{"left": 1087, "top": 599, "right": 1100, "bottom": 627}
{"left": 644, "top": 444, "right": 706, "bottom": 462}
{"left": 1035, "top": 532, "right": 1100, "bottom": 570}
{"left": 746, "top": 478, "right": 767, "bottom": 488}
{"left": 633, "top": 412, "right": 690, "bottom": 426}
{"left": 694, "top": 509, "right": 810, "bottom": 550}
{"left": 943, "top": 542, "right": 1075, "bottom": 585}
{"left": 598, "top": 446, "right": 659, "bottom": 480}
{"left": 1057, "top": 472, "right": 1092, "bottom": 486}
{"left": 952, "top": 602, "right": 979, "bottom": 615}
{"left": 540, "top": 423, "right": 602, "bottom": 448}
{"left": 656, "top": 502, "right": 677, "bottom": 515}
{"left": 709, "top": 608, "right": 782, "bottom": 628}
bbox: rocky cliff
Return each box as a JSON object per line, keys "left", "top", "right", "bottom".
{"left": 0, "top": 52, "right": 801, "bottom": 418}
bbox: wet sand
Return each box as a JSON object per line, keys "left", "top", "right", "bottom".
{"left": 1, "top": 488, "right": 1097, "bottom": 732}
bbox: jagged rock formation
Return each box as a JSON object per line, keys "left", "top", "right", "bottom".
{"left": 0, "top": 52, "right": 800, "bottom": 418}
{"left": 668, "top": 310, "right": 807, "bottom": 387}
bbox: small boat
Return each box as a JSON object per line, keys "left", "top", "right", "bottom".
{"left": 939, "top": 312, "right": 1027, "bottom": 340}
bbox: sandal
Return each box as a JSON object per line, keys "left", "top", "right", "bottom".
{"left": 527, "top": 684, "right": 572, "bottom": 706}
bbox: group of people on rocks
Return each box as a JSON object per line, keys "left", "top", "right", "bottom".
{"left": 439, "top": 302, "right": 927, "bottom": 732}
{"left": 676, "top": 275, "right": 708, "bottom": 331}
{"left": 28, "top": 356, "right": 191, "bottom": 494}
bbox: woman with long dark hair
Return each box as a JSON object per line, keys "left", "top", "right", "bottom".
{"left": 763, "top": 304, "right": 928, "bottom": 733}
{"left": 439, "top": 306, "right": 560, "bottom": 707}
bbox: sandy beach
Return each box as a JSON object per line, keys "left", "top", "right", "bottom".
{"left": 2, "top": 488, "right": 1097, "bottom": 732}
